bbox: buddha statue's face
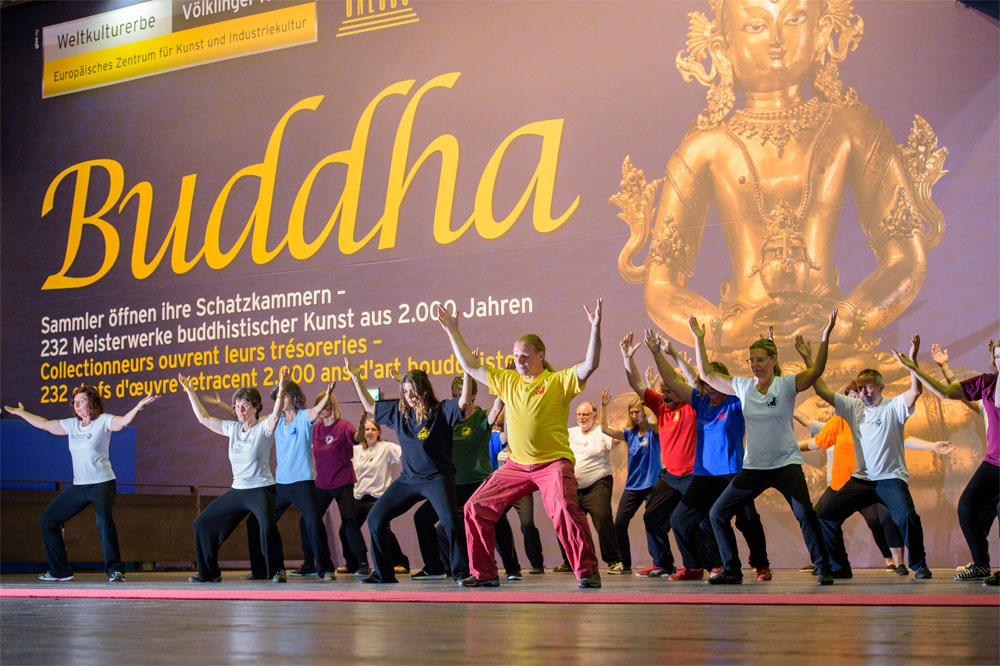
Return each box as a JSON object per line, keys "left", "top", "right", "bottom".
{"left": 722, "top": 0, "right": 822, "bottom": 93}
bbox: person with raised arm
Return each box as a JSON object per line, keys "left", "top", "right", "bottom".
{"left": 291, "top": 384, "right": 370, "bottom": 578}
{"left": 435, "top": 300, "right": 603, "bottom": 588}
{"left": 894, "top": 338, "right": 1000, "bottom": 585}
{"left": 242, "top": 378, "right": 338, "bottom": 582}
{"left": 618, "top": 332, "right": 698, "bottom": 578}
{"left": 808, "top": 334, "right": 931, "bottom": 579}
{"left": 179, "top": 370, "right": 285, "bottom": 583}
{"left": 340, "top": 414, "right": 410, "bottom": 575}
{"left": 690, "top": 309, "right": 838, "bottom": 585}
{"left": 599, "top": 386, "right": 660, "bottom": 577}
{"left": 642, "top": 331, "right": 772, "bottom": 582}
{"left": 344, "top": 360, "right": 468, "bottom": 585}
{"left": 5, "top": 388, "right": 159, "bottom": 583}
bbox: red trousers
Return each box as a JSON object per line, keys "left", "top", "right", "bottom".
{"left": 464, "top": 458, "right": 598, "bottom": 579}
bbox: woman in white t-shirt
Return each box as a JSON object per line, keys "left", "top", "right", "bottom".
{"left": 5, "top": 386, "right": 160, "bottom": 582}
{"left": 179, "top": 370, "right": 285, "bottom": 583}
{"left": 688, "top": 310, "right": 838, "bottom": 585}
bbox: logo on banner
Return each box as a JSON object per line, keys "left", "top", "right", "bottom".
{"left": 338, "top": 0, "right": 419, "bottom": 38}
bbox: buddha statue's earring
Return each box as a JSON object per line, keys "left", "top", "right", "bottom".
{"left": 698, "top": 66, "right": 734, "bottom": 130}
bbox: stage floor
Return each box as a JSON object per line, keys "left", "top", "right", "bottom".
{"left": 3, "top": 568, "right": 998, "bottom": 664}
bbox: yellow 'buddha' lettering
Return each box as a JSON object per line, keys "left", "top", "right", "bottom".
{"left": 41, "top": 160, "right": 124, "bottom": 290}
{"left": 122, "top": 175, "right": 204, "bottom": 279}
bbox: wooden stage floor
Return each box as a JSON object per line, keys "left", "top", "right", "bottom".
{"left": 3, "top": 568, "right": 998, "bottom": 665}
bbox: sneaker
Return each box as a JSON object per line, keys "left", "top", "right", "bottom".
{"left": 800, "top": 563, "right": 818, "bottom": 573}
{"left": 318, "top": 571, "right": 336, "bottom": 581}
{"left": 410, "top": 569, "right": 447, "bottom": 580}
{"left": 707, "top": 570, "right": 742, "bottom": 585}
{"left": 506, "top": 570, "right": 522, "bottom": 581}
{"left": 895, "top": 564, "right": 909, "bottom": 576}
{"left": 290, "top": 566, "right": 317, "bottom": 577}
{"left": 886, "top": 563, "right": 897, "bottom": 571}
{"left": 954, "top": 565, "right": 990, "bottom": 581}
{"left": 983, "top": 572, "right": 999, "bottom": 586}
{"left": 460, "top": 575, "right": 500, "bottom": 588}
{"left": 393, "top": 565, "right": 410, "bottom": 575}
{"left": 108, "top": 571, "right": 126, "bottom": 583}
{"left": 38, "top": 571, "right": 73, "bottom": 582}
{"left": 528, "top": 567, "right": 545, "bottom": 575}
{"left": 828, "top": 566, "right": 853, "bottom": 579}
{"left": 914, "top": 565, "right": 932, "bottom": 580}
{"left": 360, "top": 575, "right": 397, "bottom": 584}
{"left": 635, "top": 565, "right": 666, "bottom": 578}
{"left": 608, "top": 562, "right": 630, "bottom": 575}
{"left": 354, "top": 565, "right": 371, "bottom": 577}
{"left": 668, "top": 566, "right": 704, "bottom": 581}
{"left": 272, "top": 570, "right": 288, "bottom": 583}
{"left": 755, "top": 567, "right": 773, "bottom": 582}
{"left": 335, "top": 566, "right": 352, "bottom": 575}
{"left": 552, "top": 563, "right": 572, "bottom": 573}
{"left": 817, "top": 567, "right": 834, "bottom": 586}
{"left": 709, "top": 567, "right": 723, "bottom": 575}
{"left": 239, "top": 573, "right": 257, "bottom": 580}
{"left": 578, "top": 571, "right": 602, "bottom": 588}
{"left": 188, "top": 575, "right": 221, "bottom": 583}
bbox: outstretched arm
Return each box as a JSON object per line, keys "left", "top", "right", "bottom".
{"left": 797, "top": 437, "right": 822, "bottom": 452}
{"left": 178, "top": 374, "right": 224, "bottom": 435}
{"left": 688, "top": 316, "right": 734, "bottom": 395}
{"left": 201, "top": 391, "right": 236, "bottom": 417}
{"left": 794, "top": 309, "right": 838, "bottom": 393}
{"left": 794, "top": 336, "right": 836, "bottom": 406}
{"left": 308, "top": 381, "right": 337, "bottom": 422}
{"left": 931, "top": 344, "right": 979, "bottom": 413}
{"left": 620, "top": 333, "right": 646, "bottom": 398}
{"left": 3, "top": 403, "right": 67, "bottom": 436}
{"left": 664, "top": 339, "right": 699, "bottom": 386}
{"left": 600, "top": 388, "right": 625, "bottom": 440}
{"left": 644, "top": 329, "right": 693, "bottom": 404}
{"left": 345, "top": 358, "right": 376, "bottom": 415}
{"left": 577, "top": 299, "right": 603, "bottom": 383}
{"left": 893, "top": 349, "right": 966, "bottom": 401}
{"left": 891, "top": 335, "right": 924, "bottom": 410}
{"left": 110, "top": 394, "right": 161, "bottom": 431}
{"left": 903, "top": 435, "right": 955, "bottom": 455}
{"left": 434, "top": 304, "right": 488, "bottom": 385}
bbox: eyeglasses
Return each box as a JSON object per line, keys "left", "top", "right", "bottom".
{"left": 745, "top": 357, "right": 772, "bottom": 366}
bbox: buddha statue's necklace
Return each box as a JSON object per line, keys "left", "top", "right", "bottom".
{"left": 727, "top": 98, "right": 825, "bottom": 159}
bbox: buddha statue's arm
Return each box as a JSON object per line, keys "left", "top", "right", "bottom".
{"left": 843, "top": 115, "right": 929, "bottom": 341}
{"left": 642, "top": 149, "right": 717, "bottom": 344}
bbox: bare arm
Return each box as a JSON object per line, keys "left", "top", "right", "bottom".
{"left": 577, "top": 299, "right": 603, "bottom": 383}
{"left": 644, "top": 329, "right": 693, "bottom": 404}
{"left": 895, "top": 334, "right": 923, "bottom": 410}
{"left": 486, "top": 395, "right": 503, "bottom": 426}
{"left": 434, "top": 304, "right": 488, "bottom": 385}
{"left": 345, "top": 358, "right": 377, "bottom": 415}
{"left": 109, "top": 394, "right": 161, "bottom": 431}
{"left": 178, "top": 374, "right": 224, "bottom": 435}
{"left": 620, "top": 333, "right": 646, "bottom": 398}
{"left": 903, "top": 436, "right": 955, "bottom": 455}
{"left": 688, "top": 316, "right": 735, "bottom": 395}
{"left": 797, "top": 437, "right": 822, "bottom": 452}
{"left": 308, "top": 381, "right": 336, "bottom": 423}
{"left": 664, "top": 339, "right": 699, "bottom": 386}
{"left": 892, "top": 350, "right": 966, "bottom": 401}
{"left": 794, "top": 336, "right": 836, "bottom": 406}
{"left": 931, "top": 344, "right": 978, "bottom": 413}
{"left": 794, "top": 309, "right": 838, "bottom": 393}
{"left": 264, "top": 368, "right": 289, "bottom": 432}
{"left": 201, "top": 391, "right": 236, "bottom": 417}
{"left": 600, "top": 388, "right": 625, "bottom": 440}
{"left": 3, "top": 403, "right": 67, "bottom": 436}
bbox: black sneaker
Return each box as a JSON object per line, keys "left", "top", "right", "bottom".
{"left": 360, "top": 575, "right": 397, "bottom": 584}
{"left": 552, "top": 563, "right": 572, "bottom": 573}
{"left": 828, "top": 567, "right": 853, "bottom": 579}
{"left": 460, "top": 575, "right": 500, "bottom": 588}
{"left": 955, "top": 565, "right": 990, "bottom": 581}
{"left": 895, "top": 564, "right": 909, "bottom": 576}
{"left": 108, "top": 571, "right": 126, "bottom": 583}
{"left": 410, "top": 569, "right": 447, "bottom": 580}
{"left": 983, "top": 572, "right": 999, "bottom": 586}
{"left": 817, "top": 567, "right": 834, "bottom": 586}
{"left": 528, "top": 567, "right": 545, "bottom": 575}
{"left": 506, "top": 570, "right": 522, "bottom": 580}
{"left": 707, "top": 570, "right": 743, "bottom": 585}
{"left": 354, "top": 565, "right": 371, "bottom": 577}
{"left": 188, "top": 575, "right": 222, "bottom": 583}
{"left": 271, "top": 570, "right": 287, "bottom": 583}
{"left": 290, "top": 566, "right": 317, "bottom": 577}
{"left": 578, "top": 572, "right": 602, "bottom": 588}
{"left": 914, "top": 565, "right": 932, "bottom": 580}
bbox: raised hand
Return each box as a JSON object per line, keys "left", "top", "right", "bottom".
{"left": 136, "top": 394, "right": 161, "bottom": 409}
{"left": 278, "top": 367, "right": 291, "bottom": 387}
{"left": 621, "top": 333, "right": 640, "bottom": 359}
{"left": 434, "top": 303, "right": 457, "bottom": 331}
{"left": 794, "top": 334, "right": 812, "bottom": 361}
{"left": 644, "top": 365, "right": 656, "bottom": 387}
{"left": 821, "top": 308, "right": 839, "bottom": 341}
{"left": 344, "top": 357, "right": 362, "bottom": 378}
{"left": 891, "top": 349, "right": 917, "bottom": 372}
{"left": 930, "top": 344, "right": 949, "bottom": 366}
{"left": 601, "top": 387, "right": 612, "bottom": 406}
{"left": 3, "top": 402, "right": 25, "bottom": 415}
{"left": 909, "top": 334, "right": 920, "bottom": 360}
{"left": 584, "top": 298, "right": 603, "bottom": 328}
{"left": 688, "top": 316, "right": 706, "bottom": 339}
{"left": 643, "top": 328, "right": 658, "bottom": 352}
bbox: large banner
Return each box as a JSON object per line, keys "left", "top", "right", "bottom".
{"left": 2, "top": 0, "right": 997, "bottom": 566}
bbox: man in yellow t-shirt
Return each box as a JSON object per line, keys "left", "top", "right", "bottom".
{"left": 436, "top": 301, "right": 603, "bottom": 588}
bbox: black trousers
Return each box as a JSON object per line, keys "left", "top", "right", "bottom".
{"left": 194, "top": 485, "right": 280, "bottom": 580}
{"left": 246, "top": 480, "right": 329, "bottom": 578}
{"left": 366, "top": 475, "right": 466, "bottom": 583}
{"left": 710, "top": 465, "right": 828, "bottom": 574}
{"left": 40, "top": 479, "right": 122, "bottom": 577}
{"left": 558, "top": 475, "right": 621, "bottom": 566}
{"left": 342, "top": 494, "right": 409, "bottom": 571}
{"left": 957, "top": 461, "right": 1000, "bottom": 567}
{"left": 814, "top": 486, "right": 903, "bottom": 559}
{"left": 671, "top": 474, "right": 768, "bottom": 571}
{"left": 613, "top": 487, "right": 653, "bottom": 570}
{"left": 503, "top": 492, "right": 544, "bottom": 569}
{"left": 295, "top": 483, "right": 368, "bottom": 570}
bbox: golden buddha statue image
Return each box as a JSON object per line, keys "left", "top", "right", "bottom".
{"left": 613, "top": 0, "right": 947, "bottom": 376}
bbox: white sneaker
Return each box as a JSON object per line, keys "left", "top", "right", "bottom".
{"left": 108, "top": 571, "right": 126, "bottom": 582}
{"left": 38, "top": 571, "right": 73, "bottom": 582}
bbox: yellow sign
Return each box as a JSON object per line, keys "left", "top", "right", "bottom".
{"left": 42, "top": 2, "right": 316, "bottom": 98}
